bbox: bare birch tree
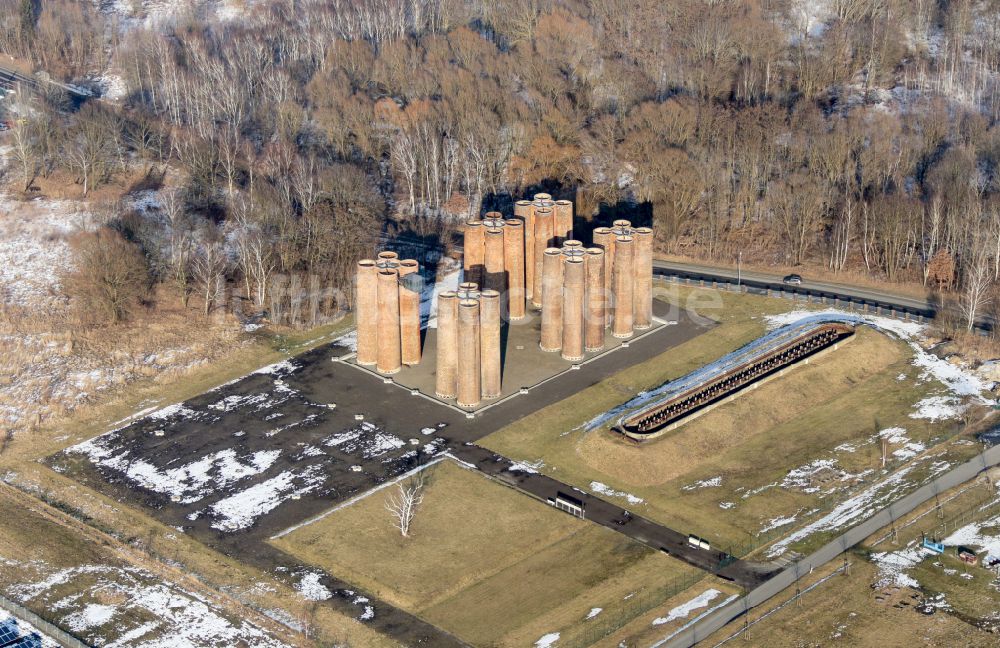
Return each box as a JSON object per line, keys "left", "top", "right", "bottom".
{"left": 191, "top": 238, "right": 229, "bottom": 316}
{"left": 385, "top": 472, "right": 427, "bottom": 538}
{"left": 960, "top": 237, "right": 992, "bottom": 332}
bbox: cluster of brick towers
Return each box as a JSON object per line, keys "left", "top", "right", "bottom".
{"left": 354, "top": 252, "right": 423, "bottom": 375}
{"left": 354, "top": 193, "right": 654, "bottom": 409}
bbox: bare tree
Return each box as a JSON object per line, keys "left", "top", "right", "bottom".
{"left": 7, "top": 88, "right": 38, "bottom": 191}
{"left": 960, "top": 238, "right": 992, "bottom": 332}
{"left": 191, "top": 237, "right": 229, "bottom": 316}
{"left": 63, "top": 105, "right": 114, "bottom": 197}
{"left": 385, "top": 472, "right": 427, "bottom": 538}
{"left": 161, "top": 187, "right": 194, "bottom": 306}
{"left": 63, "top": 227, "right": 150, "bottom": 324}
{"left": 231, "top": 201, "right": 276, "bottom": 308}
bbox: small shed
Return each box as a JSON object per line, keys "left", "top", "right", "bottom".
{"left": 957, "top": 546, "right": 979, "bottom": 565}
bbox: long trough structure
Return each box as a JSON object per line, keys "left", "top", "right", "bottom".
{"left": 616, "top": 322, "right": 855, "bottom": 440}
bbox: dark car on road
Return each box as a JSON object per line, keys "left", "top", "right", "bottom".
{"left": 782, "top": 273, "right": 803, "bottom": 285}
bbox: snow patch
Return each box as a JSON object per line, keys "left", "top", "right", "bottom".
{"left": 652, "top": 589, "right": 721, "bottom": 626}
{"left": 295, "top": 572, "right": 332, "bottom": 601}
{"left": 206, "top": 467, "right": 325, "bottom": 532}
{"left": 590, "top": 481, "right": 644, "bottom": 504}
{"left": 682, "top": 476, "right": 721, "bottom": 491}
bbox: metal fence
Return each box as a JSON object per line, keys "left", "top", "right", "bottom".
{"left": 0, "top": 593, "right": 90, "bottom": 648}
{"left": 563, "top": 571, "right": 707, "bottom": 648}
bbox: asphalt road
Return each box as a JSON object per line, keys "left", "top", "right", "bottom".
{"left": 655, "top": 444, "right": 1000, "bottom": 648}
{"left": 452, "top": 444, "right": 777, "bottom": 589}
{"left": 653, "top": 260, "right": 994, "bottom": 333}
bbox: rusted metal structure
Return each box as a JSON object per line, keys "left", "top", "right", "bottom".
{"left": 398, "top": 259, "right": 422, "bottom": 365}
{"left": 617, "top": 323, "right": 855, "bottom": 439}
{"left": 355, "top": 259, "right": 378, "bottom": 366}
{"left": 540, "top": 247, "right": 564, "bottom": 352}
{"left": 376, "top": 267, "right": 403, "bottom": 374}
{"left": 504, "top": 218, "right": 526, "bottom": 320}
{"left": 612, "top": 235, "right": 635, "bottom": 338}
{"left": 584, "top": 247, "right": 606, "bottom": 352}
{"left": 456, "top": 297, "right": 482, "bottom": 407}
{"left": 480, "top": 289, "right": 502, "bottom": 398}
{"left": 561, "top": 256, "right": 585, "bottom": 361}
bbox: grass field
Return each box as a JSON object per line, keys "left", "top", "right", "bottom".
{"left": 272, "top": 459, "right": 704, "bottom": 647}
{"left": 702, "top": 557, "right": 989, "bottom": 647}
{"left": 0, "top": 485, "right": 394, "bottom": 648}
{"left": 694, "top": 478, "right": 1000, "bottom": 648}
{"left": 480, "top": 285, "right": 971, "bottom": 551}
{"left": 0, "top": 315, "right": 401, "bottom": 647}
{"left": 858, "top": 478, "right": 1000, "bottom": 630}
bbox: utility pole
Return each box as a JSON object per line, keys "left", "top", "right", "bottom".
{"left": 737, "top": 251, "right": 742, "bottom": 291}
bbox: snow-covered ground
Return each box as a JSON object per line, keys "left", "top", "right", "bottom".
{"left": 62, "top": 332, "right": 447, "bottom": 534}
{"left": 765, "top": 451, "right": 957, "bottom": 558}
{"left": 2, "top": 560, "right": 287, "bottom": 647}
{"left": 944, "top": 511, "right": 1000, "bottom": 558}
{"left": 589, "top": 481, "right": 644, "bottom": 505}
{"left": 651, "top": 589, "right": 722, "bottom": 626}
{"left": 0, "top": 192, "right": 92, "bottom": 308}
{"left": 870, "top": 507, "right": 1000, "bottom": 591}
{"left": 0, "top": 166, "right": 255, "bottom": 439}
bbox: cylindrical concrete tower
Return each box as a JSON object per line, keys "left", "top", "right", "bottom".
{"left": 377, "top": 251, "right": 399, "bottom": 262}
{"left": 533, "top": 192, "right": 552, "bottom": 202}
{"left": 562, "top": 257, "right": 585, "bottom": 361}
{"left": 398, "top": 259, "right": 422, "bottom": 365}
{"left": 540, "top": 248, "right": 564, "bottom": 352}
{"left": 612, "top": 219, "right": 632, "bottom": 230}
{"left": 376, "top": 268, "right": 403, "bottom": 373}
{"left": 484, "top": 226, "right": 506, "bottom": 296}
{"left": 612, "top": 235, "right": 635, "bottom": 339}
{"left": 435, "top": 291, "right": 458, "bottom": 398}
{"left": 463, "top": 220, "right": 485, "bottom": 288}
{"left": 480, "top": 290, "right": 501, "bottom": 399}
{"left": 532, "top": 207, "right": 554, "bottom": 308}
{"left": 456, "top": 298, "right": 482, "bottom": 408}
{"left": 563, "top": 240, "right": 583, "bottom": 250}
{"left": 503, "top": 218, "right": 525, "bottom": 320}
{"left": 633, "top": 227, "right": 653, "bottom": 330}
{"left": 459, "top": 281, "right": 479, "bottom": 293}
{"left": 355, "top": 259, "right": 378, "bottom": 366}
{"left": 515, "top": 200, "right": 534, "bottom": 302}
{"left": 554, "top": 200, "right": 573, "bottom": 245}
{"left": 584, "top": 248, "right": 606, "bottom": 352}
{"left": 592, "top": 227, "right": 615, "bottom": 327}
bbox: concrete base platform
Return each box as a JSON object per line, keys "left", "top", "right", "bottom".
{"left": 343, "top": 300, "right": 674, "bottom": 414}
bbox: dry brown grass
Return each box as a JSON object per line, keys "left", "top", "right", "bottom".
{"left": 697, "top": 558, "right": 987, "bottom": 648}
{"left": 481, "top": 286, "right": 970, "bottom": 549}
{"left": 274, "top": 460, "right": 703, "bottom": 647}
{"left": 576, "top": 327, "right": 904, "bottom": 488}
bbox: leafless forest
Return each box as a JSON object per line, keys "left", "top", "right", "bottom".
{"left": 2, "top": 0, "right": 1000, "bottom": 328}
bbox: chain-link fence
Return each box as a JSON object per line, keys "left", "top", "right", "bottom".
{"left": 561, "top": 572, "right": 708, "bottom": 648}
